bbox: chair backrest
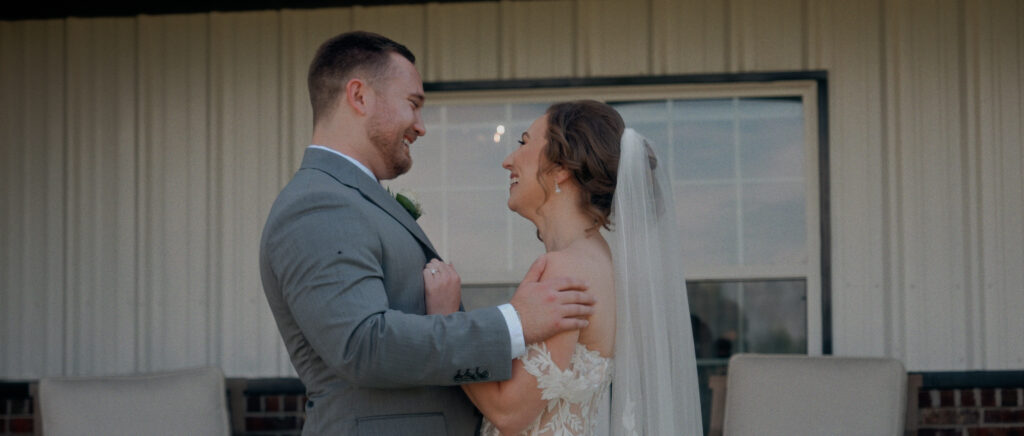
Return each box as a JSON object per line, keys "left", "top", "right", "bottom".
{"left": 38, "top": 366, "right": 230, "bottom": 436}
{"left": 723, "top": 354, "right": 907, "bottom": 436}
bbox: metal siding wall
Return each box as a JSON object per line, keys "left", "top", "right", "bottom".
{"left": 807, "top": 0, "right": 888, "bottom": 358}
{"left": 730, "top": 0, "right": 807, "bottom": 71}
{"left": 281, "top": 8, "right": 354, "bottom": 179}
{"left": 136, "top": 14, "right": 212, "bottom": 372}
{"left": 576, "top": 0, "right": 650, "bottom": 76}
{"left": 968, "top": 0, "right": 1024, "bottom": 370}
{"left": 500, "top": 1, "right": 576, "bottom": 79}
{"left": 426, "top": 3, "right": 500, "bottom": 81}
{"left": 1, "top": 0, "right": 1023, "bottom": 378}
{"left": 886, "top": 0, "right": 971, "bottom": 370}
{"left": 651, "top": 0, "right": 729, "bottom": 74}
{"left": 64, "top": 17, "right": 138, "bottom": 376}
{"left": 208, "top": 11, "right": 289, "bottom": 377}
{"left": 353, "top": 5, "right": 429, "bottom": 80}
{"left": 0, "top": 19, "right": 66, "bottom": 378}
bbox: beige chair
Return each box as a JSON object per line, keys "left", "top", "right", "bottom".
{"left": 712, "top": 354, "right": 908, "bottom": 436}
{"left": 38, "top": 366, "right": 229, "bottom": 436}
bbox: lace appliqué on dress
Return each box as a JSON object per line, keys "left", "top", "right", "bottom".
{"left": 480, "top": 343, "right": 613, "bottom": 436}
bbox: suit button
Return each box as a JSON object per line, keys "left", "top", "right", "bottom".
{"left": 475, "top": 367, "right": 489, "bottom": 380}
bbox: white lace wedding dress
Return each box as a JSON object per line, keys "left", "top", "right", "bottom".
{"left": 480, "top": 129, "right": 703, "bottom": 436}
{"left": 479, "top": 342, "right": 613, "bottom": 436}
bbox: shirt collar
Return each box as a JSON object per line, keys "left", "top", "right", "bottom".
{"left": 308, "top": 145, "right": 377, "bottom": 182}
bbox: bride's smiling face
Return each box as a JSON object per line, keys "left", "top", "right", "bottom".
{"left": 502, "top": 115, "right": 551, "bottom": 217}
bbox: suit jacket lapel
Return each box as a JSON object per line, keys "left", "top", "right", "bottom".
{"left": 300, "top": 148, "right": 440, "bottom": 260}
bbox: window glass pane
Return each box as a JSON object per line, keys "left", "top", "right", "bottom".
{"left": 687, "top": 279, "right": 807, "bottom": 358}
{"left": 673, "top": 98, "right": 736, "bottom": 121}
{"left": 446, "top": 103, "right": 507, "bottom": 124}
{"left": 448, "top": 190, "right": 509, "bottom": 273}
{"left": 445, "top": 124, "right": 508, "bottom": 187}
{"left": 677, "top": 183, "right": 739, "bottom": 267}
{"left": 404, "top": 126, "right": 445, "bottom": 188}
{"left": 422, "top": 104, "right": 443, "bottom": 125}
{"left": 741, "top": 181, "right": 806, "bottom": 266}
{"left": 614, "top": 100, "right": 668, "bottom": 123}
{"left": 688, "top": 281, "right": 741, "bottom": 359}
{"left": 509, "top": 103, "right": 549, "bottom": 122}
{"left": 738, "top": 97, "right": 804, "bottom": 180}
{"left": 612, "top": 101, "right": 670, "bottom": 168}
{"left": 742, "top": 280, "right": 807, "bottom": 354}
{"left": 462, "top": 285, "right": 516, "bottom": 311}
{"left": 673, "top": 99, "right": 736, "bottom": 181}
{"left": 511, "top": 209, "right": 545, "bottom": 273}
{"left": 674, "top": 118, "right": 735, "bottom": 181}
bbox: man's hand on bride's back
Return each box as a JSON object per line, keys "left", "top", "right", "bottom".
{"left": 424, "top": 258, "right": 461, "bottom": 315}
{"left": 511, "top": 255, "right": 594, "bottom": 344}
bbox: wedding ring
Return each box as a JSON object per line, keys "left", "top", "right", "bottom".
{"left": 430, "top": 268, "right": 438, "bottom": 275}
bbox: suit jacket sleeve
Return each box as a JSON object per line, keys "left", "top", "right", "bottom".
{"left": 263, "top": 180, "right": 513, "bottom": 389}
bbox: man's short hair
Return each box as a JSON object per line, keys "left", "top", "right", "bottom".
{"left": 307, "top": 31, "right": 416, "bottom": 124}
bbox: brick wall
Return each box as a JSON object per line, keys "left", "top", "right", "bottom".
{"left": 1, "top": 387, "right": 33, "bottom": 435}
{"left": 241, "top": 392, "right": 306, "bottom": 435}
{"left": 918, "top": 388, "right": 1024, "bottom": 436}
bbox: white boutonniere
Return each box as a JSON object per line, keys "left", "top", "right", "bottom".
{"left": 387, "top": 187, "right": 423, "bottom": 220}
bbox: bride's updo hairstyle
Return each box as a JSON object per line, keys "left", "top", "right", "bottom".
{"left": 541, "top": 100, "right": 625, "bottom": 230}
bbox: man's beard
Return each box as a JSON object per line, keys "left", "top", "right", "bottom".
{"left": 368, "top": 112, "right": 412, "bottom": 179}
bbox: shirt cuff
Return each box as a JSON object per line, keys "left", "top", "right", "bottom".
{"left": 497, "top": 303, "right": 526, "bottom": 358}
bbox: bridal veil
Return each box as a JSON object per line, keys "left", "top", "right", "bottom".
{"left": 607, "top": 128, "right": 703, "bottom": 435}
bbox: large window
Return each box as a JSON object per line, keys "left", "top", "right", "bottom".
{"left": 387, "top": 77, "right": 827, "bottom": 432}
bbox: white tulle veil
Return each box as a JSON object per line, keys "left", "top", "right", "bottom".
{"left": 606, "top": 128, "right": 703, "bottom": 435}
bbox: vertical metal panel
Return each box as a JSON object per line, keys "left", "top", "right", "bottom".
{"left": 136, "top": 14, "right": 212, "bottom": 371}
{"left": 968, "top": 0, "right": 1024, "bottom": 370}
{"left": 65, "top": 17, "right": 138, "bottom": 375}
{"left": 209, "top": 11, "right": 288, "bottom": 376}
{"left": 575, "top": 0, "right": 650, "bottom": 76}
{"left": 281, "top": 9, "right": 354, "bottom": 178}
{"left": 886, "top": 0, "right": 969, "bottom": 370}
{"left": 500, "top": 1, "right": 576, "bottom": 79}
{"left": 426, "top": 2, "right": 500, "bottom": 81}
{"left": 651, "top": 0, "right": 729, "bottom": 74}
{"left": 729, "top": 0, "right": 807, "bottom": 71}
{"left": 807, "top": 0, "right": 888, "bottom": 357}
{"left": 352, "top": 5, "right": 428, "bottom": 76}
{"left": 0, "top": 19, "right": 66, "bottom": 378}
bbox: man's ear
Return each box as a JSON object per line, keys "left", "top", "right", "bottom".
{"left": 344, "top": 78, "right": 373, "bottom": 116}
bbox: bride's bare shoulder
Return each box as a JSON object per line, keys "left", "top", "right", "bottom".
{"left": 539, "top": 242, "right": 614, "bottom": 286}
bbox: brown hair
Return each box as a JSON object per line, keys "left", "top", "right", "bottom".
{"left": 307, "top": 31, "right": 415, "bottom": 124}
{"left": 541, "top": 100, "right": 625, "bottom": 230}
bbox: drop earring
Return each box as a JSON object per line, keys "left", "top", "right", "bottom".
{"left": 555, "top": 181, "right": 561, "bottom": 193}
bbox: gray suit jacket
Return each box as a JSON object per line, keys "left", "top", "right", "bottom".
{"left": 260, "top": 148, "right": 513, "bottom": 435}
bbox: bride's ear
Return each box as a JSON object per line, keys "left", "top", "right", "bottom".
{"left": 552, "top": 167, "right": 572, "bottom": 188}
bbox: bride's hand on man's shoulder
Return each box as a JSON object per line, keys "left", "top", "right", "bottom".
{"left": 424, "top": 258, "right": 460, "bottom": 315}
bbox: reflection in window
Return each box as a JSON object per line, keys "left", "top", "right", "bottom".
{"left": 614, "top": 97, "right": 806, "bottom": 269}
{"left": 689, "top": 279, "right": 807, "bottom": 433}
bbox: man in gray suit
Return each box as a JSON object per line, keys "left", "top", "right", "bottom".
{"left": 259, "top": 31, "right": 595, "bottom": 435}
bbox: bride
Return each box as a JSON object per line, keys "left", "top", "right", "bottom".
{"left": 426, "top": 100, "right": 702, "bottom": 435}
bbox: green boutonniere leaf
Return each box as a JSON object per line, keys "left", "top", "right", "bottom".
{"left": 388, "top": 188, "right": 423, "bottom": 220}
